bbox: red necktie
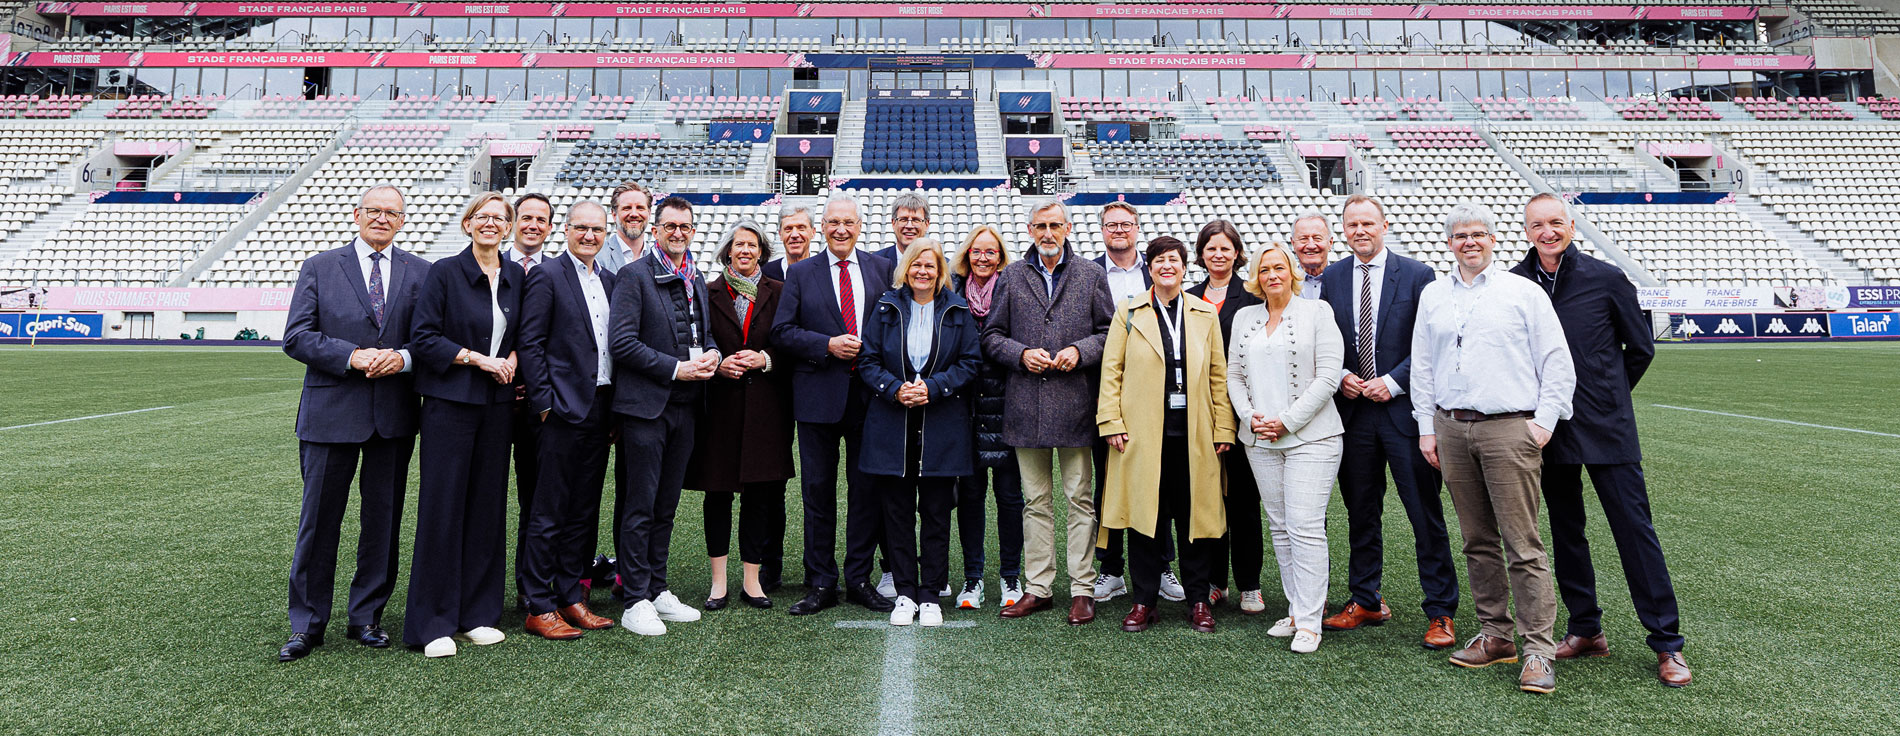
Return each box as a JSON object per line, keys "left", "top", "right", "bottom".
{"left": 838, "top": 260, "right": 856, "bottom": 336}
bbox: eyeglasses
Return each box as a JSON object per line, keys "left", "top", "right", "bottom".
{"left": 894, "top": 216, "right": 927, "bottom": 226}
{"left": 1102, "top": 222, "right": 1137, "bottom": 232}
{"left": 824, "top": 219, "right": 860, "bottom": 227}
{"left": 656, "top": 222, "right": 695, "bottom": 233}
{"left": 569, "top": 225, "right": 608, "bottom": 235}
{"left": 1030, "top": 222, "right": 1067, "bottom": 232}
{"left": 468, "top": 214, "right": 508, "bottom": 225}
{"left": 360, "top": 207, "right": 405, "bottom": 221}
{"left": 1449, "top": 231, "right": 1494, "bottom": 242}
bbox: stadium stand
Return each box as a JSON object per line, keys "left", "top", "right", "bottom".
{"left": 9, "top": 202, "right": 251, "bottom": 287}
{"left": 556, "top": 139, "right": 753, "bottom": 189}
{"left": 862, "top": 99, "right": 977, "bottom": 175}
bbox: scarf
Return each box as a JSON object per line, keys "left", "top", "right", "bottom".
{"left": 965, "top": 272, "right": 997, "bottom": 318}
{"left": 726, "top": 268, "right": 761, "bottom": 323}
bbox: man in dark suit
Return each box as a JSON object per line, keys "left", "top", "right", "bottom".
{"left": 609, "top": 195, "right": 721, "bottom": 637}
{"left": 869, "top": 190, "right": 930, "bottom": 263}
{"left": 1319, "top": 194, "right": 1462, "bottom": 650}
{"left": 503, "top": 192, "right": 553, "bottom": 611}
{"left": 278, "top": 184, "right": 428, "bottom": 661}
{"left": 516, "top": 200, "right": 620, "bottom": 640}
{"left": 1511, "top": 193, "right": 1690, "bottom": 687}
{"left": 770, "top": 192, "right": 898, "bottom": 616}
{"left": 762, "top": 202, "right": 816, "bottom": 284}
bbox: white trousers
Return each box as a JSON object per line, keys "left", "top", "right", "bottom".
{"left": 1245, "top": 436, "right": 1342, "bottom": 633}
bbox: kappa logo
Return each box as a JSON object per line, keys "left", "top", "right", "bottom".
{"left": 1676, "top": 320, "right": 1703, "bottom": 336}
{"left": 1763, "top": 318, "right": 1791, "bottom": 334}
{"left": 1800, "top": 318, "right": 1825, "bottom": 334}
{"left": 1713, "top": 318, "right": 1745, "bottom": 334}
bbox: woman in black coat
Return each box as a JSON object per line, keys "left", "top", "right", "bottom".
{"left": 948, "top": 225, "right": 1025, "bottom": 610}
{"left": 858, "top": 237, "right": 982, "bottom": 627}
{"left": 1185, "top": 218, "right": 1266, "bottom": 615}
{"left": 685, "top": 220, "right": 793, "bottom": 611}
{"left": 404, "top": 191, "right": 526, "bottom": 657}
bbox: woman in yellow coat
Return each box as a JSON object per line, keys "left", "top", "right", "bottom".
{"left": 1097, "top": 236, "right": 1237, "bottom": 634}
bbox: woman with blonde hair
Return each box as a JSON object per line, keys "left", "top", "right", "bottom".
{"left": 945, "top": 225, "right": 1024, "bottom": 609}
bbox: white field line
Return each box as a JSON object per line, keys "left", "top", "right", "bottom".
{"left": 0, "top": 406, "right": 175, "bottom": 431}
{"left": 1650, "top": 404, "right": 1900, "bottom": 439}
{"left": 833, "top": 619, "right": 974, "bottom": 735}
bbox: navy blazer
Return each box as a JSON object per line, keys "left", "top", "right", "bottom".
{"left": 769, "top": 248, "right": 897, "bottom": 424}
{"left": 1093, "top": 252, "right": 1152, "bottom": 290}
{"left": 411, "top": 246, "right": 527, "bottom": 405}
{"left": 608, "top": 251, "right": 718, "bottom": 420}
{"left": 519, "top": 253, "right": 617, "bottom": 424}
{"left": 283, "top": 241, "right": 428, "bottom": 443}
{"left": 856, "top": 287, "right": 982, "bottom": 478}
{"left": 1320, "top": 248, "right": 1436, "bottom": 436}
{"left": 1511, "top": 244, "right": 1653, "bottom": 464}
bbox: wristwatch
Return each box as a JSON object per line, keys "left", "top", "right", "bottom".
{"left": 461, "top": 352, "right": 475, "bottom": 365}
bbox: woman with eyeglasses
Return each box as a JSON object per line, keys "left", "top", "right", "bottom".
{"left": 946, "top": 225, "right": 1025, "bottom": 610}
{"left": 403, "top": 191, "right": 528, "bottom": 658}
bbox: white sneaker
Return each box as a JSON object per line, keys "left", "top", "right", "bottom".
{"left": 621, "top": 600, "right": 666, "bottom": 636}
{"left": 1291, "top": 629, "right": 1322, "bottom": 653}
{"left": 1240, "top": 590, "right": 1266, "bottom": 614}
{"left": 423, "top": 636, "right": 457, "bottom": 658}
{"left": 918, "top": 602, "right": 943, "bottom": 627}
{"left": 1092, "top": 573, "right": 1127, "bottom": 602}
{"left": 955, "top": 579, "right": 984, "bottom": 609}
{"left": 652, "top": 591, "right": 702, "bottom": 622}
{"left": 889, "top": 595, "right": 916, "bottom": 626}
{"left": 452, "top": 626, "right": 505, "bottom": 645}
{"left": 1159, "top": 570, "right": 1186, "bottom": 602}
{"left": 1268, "top": 616, "right": 1298, "bottom": 638}
{"left": 877, "top": 572, "right": 898, "bottom": 599}
{"left": 999, "top": 576, "right": 1024, "bottom": 607}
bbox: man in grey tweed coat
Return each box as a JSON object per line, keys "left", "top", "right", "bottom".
{"left": 981, "top": 198, "right": 1115, "bottom": 625}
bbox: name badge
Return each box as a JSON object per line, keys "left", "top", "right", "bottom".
{"left": 688, "top": 347, "right": 707, "bottom": 362}
{"left": 1169, "top": 392, "right": 1188, "bottom": 410}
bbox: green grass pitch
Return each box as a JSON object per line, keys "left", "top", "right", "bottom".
{"left": 1, "top": 342, "right": 1897, "bottom": 735}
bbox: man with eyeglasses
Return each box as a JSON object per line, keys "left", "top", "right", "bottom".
{"left": 504, "top": 193, "right": 554, "bottom": 613}
{"left": 598, "top": 182, "right": 653, "bottom": 275}
{"left": 870, "top": 190, "right": 930, "bottom": 264}
{"left": 608, "top": 195, "right": 721, "bottom": 636}
{"left": 770, "top": 192, "right": 898, "bottom": 616}
{"left": 1412, "top": 202, "right": 1574, "bottom": 694}
{"left": 1087, "top": 201, "right": 1160, "bottom": 604}
{"left": 279, "top": 184, "right": 428, "bottom": 661}
{"left": 1289, "top": 210, "right": 1333, "bottom": 300}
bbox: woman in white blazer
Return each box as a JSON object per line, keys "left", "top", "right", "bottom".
{"left": 1225, "top": 242, "right": 1345, "bottom": 653}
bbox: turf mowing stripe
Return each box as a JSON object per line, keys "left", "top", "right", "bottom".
{"left": 1651, "top": 404, "right": 1900, "bottom": 438}
{"left": 0, "top": 405, "right": 175, "bottom": 431}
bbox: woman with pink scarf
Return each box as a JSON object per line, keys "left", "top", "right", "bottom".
{"left": 945, "top": 225, "right": 1025, "bottom": 611}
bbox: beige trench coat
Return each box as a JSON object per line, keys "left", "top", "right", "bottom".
{"left": 1095, "top": 290, "right": 1237, "bottom": 543}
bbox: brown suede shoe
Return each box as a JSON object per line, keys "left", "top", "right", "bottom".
{"left": 1188, "top": 602, "right": 1216, "bottom": 633}
{"left": 559, "top": 602, "right": 615, "bottom": 631}
{"left": 1000, "top": 593, "right": 1052, "bottom": 619}
{"left": 1449, "top": 634, "right": 1519, "bottom": 668}
{"left": 1067, "top": 595, "right": 1096, "bottom": 625}
{"left": 1121, "top": 604, "right": 1157, "bottom": 632}
{"left": 1519, "top": 655, "right": 1556, "bottom": 694}
{"left": 1657, "top": 652, "right": 1693, "bottom": 687}
{"left": 1555, "top": 632, "right": 1610, "bottom": 659}
{"left": 525, "top": 612, "right": 584, "bottom": 640}
{"left": 1322, "top": 600, "right": 1392, "bottom": 631}
{"left": 1423, "top": 616, "right": 1456, "bottom": 650}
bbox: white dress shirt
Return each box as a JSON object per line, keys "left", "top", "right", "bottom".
{"left": 487, "top": 270, "right": 507, "bottom": 359}
{"left": 1103, "top": 253, "right": 1147, "bottom": 306}
{"left": 346, "top": 237, "right": 412, "bottom": 374}
{"left": 574, "top": 255, "right": 613, "bottom": 386}
{"left": 1300, "top": 269, "right": 1325, "bottom": 300}
{"left": 506, "top": 247, "right": 545, "bottom": 272}
{"left": 906, "top": 296, "right": 934, "bottom": 372}
{"left": 1410, "top": 261, "right": 1576, "bottom": 435}
{"left": 1344, "top": 246, "right": 1402, "bottom": 397}
{"left": 827, "top": 248, "right": 866, "bottom": 333}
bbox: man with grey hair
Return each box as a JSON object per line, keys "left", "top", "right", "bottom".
{"left": 983, "top": 197, "right": 1115, "bottom": 625}
{"left": 1289, "top": 210, "right": 1333, "bottom": 299}
{"left": 764, "top": 202, "right": 816, "bottom": 282}
{"left": 1412, "top": 201, "right": 1574, "bottom": 694}
{"left": 871, "top": 190, "right": 931, "bottom": 263}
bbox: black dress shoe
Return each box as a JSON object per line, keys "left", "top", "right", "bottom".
{"left": 788, "top": 587, "right": 838, "bottom": 616}
{"left": 848, "top": 582, "right": 896, "bottom": 613}
{"left": 277, "top": 632, "right": 322, "bottom": 662}
{"left": 345, "top": 624, "right": 391, "bottom": 648}
{"left": 761, "top": 577, "right": 784, "bottom": 594}
{"left": 703, "top": 594, "right": 731, "bottom": 611}
{"left": 740, "top": 591, "right": 773, "bottom": 609}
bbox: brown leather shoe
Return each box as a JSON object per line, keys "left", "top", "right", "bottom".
{"left": 1519, "top": 655, "right": 1556, "bottom": 694}
{"left": 1067, "top": 595, "right": 1096, "bottom": 625}
{"left": 1423, "top": 616, "right": 1456, "bottom": 650}
{"left": 1449, "top": 634, "right": 1519, "bottom": 668}
{"left": 1188, "top": 602, "right": 1215, "bottom": 633}
{"left": 559, "top": 602, "right": 615, "bottom": 631}
{"left": 1657, "top": 651, "right": 1693, "bottom": 687}
{"left": 1555, "top": 632, "right": 1610, "bottom": 659}
{"left": 999, "top": 593, "right": 1052, "bottom": 619}
{"left": 1121, "top": 604, "right": 1157, "bottom": 632}
{"left": 525, "top": 612, "right": 584, "bottom": 640}
{"left": 1322, "top": 600, "right": 1392, "bottom": 631}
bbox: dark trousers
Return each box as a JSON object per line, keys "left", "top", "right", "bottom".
{"left": 1094, "top": 439, "right": 1173, "bottom": 577}
{"left": 403, "top": 398, "right": 512, "bottom": 646}
{"left": 879, "top": 474, "right": 957, "bottom": 606}
{"left": 704, "top": 481, "right": 787, "bottom": 565}
{"left": 1544, "top": 462, "right": 1684, "bottom": 653}
{"left": 510, "top": 399, "right": 541, "bottom": 601}
{"left": 956, "top": 460, "right": 1024, "bottom": 580}
{"left": 796, "top": 390, "right": 885, "bottom": 590}
{"left": 520, "top": 392, "right": 613, "bottom": 615}
{"left": 615, "top": 402, "right": 696, "bottom": 605}
{"left": 1210, "top": 448, "right": 1263, "bottom": 593}
{"left": 1336, "top": 407, "right": 1460, "bottom": 618}
{"left": 1129, "top": 435, "right": 1215, "bottom": 607}
{"left": 288, "top": 434, "right": 414, "bottom": 634}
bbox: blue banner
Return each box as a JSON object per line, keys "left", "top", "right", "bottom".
{"left": 999, "top": 92, "right": 1054, "bottom": 114}
{"left": 1845, "top": 285, "right": 1900, "bottom": 309}
{"left": 0, "top": 312, "right": 105, "bottom": 339}
{"left": 1573, "top": 192, "right": 1733, "bottom": 205}
{"left": 1829, "top": 312, "right": 1900, "bottom": 339}
{"left": 94, "top": 192, "right": 262, "bottom": 205}
{"left": 1754, "top": 313, "right": 1831, "bottom": 339}
{"left": 835, "top": 177, "right": 1008, "bottom": 190}
{"left": 787, "top": 91, "right": 844, "bottom": 114}
{"left": 1005, "top": 137, "right": 1064, "bottom": 158}
{"left": 1066, "top": 193, "right": 1185, "bottom": 207}
{"left": 1672, "top": 313, "right": 1756, "bottom": 340}
{"left": 664, "top": 193, "right": 779, "bottom": 207}
{"left": 869, "top": 89, "right": 973, "bottom": 100}
{"left": 805, "top": 54, "right": 1036, "bottom": 69}
{"left": 775, "top": 136, "right": 834, "bottom": 158}
{"left": 709, "top": 122, "right": 773, "bottom": 144}
{"left": 1097, "top": 123, "right": 1132, "bottom": 142}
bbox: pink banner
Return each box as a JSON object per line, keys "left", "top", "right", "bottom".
{"left": 487, "top": 140, "right": 543, "bottom": 156}
{"left": 138, "top": 51, "right": 380, "bottom": 66}
{"left": 40, "top": 2, "right": 1762, "bottom": 20}
{"left": 1278, "top": 5, "right": 1418, "bottom": 19}
{"left": 555, "top": 3, "right": 798, "bottom": 16}
{"left": 45, "top": 286, "right": 295, "bottom": 311}
{"left": 1424, "top": 6, "right": 1638, "bottom": 20}
{"left": 114, "top": 141, "right": 186, "bottom": 156}
{"left": 191, "top": 2, "right": 417, "bottom": 15}
{"left": 1048, "top": 4, "right": 1286, "bottom": 19}
{"left": 1296, "top": 142, "right": 1350, "bottom": 158}
{"left": 799, "top": 3, "right": 1041, "bottom": 18}
{"left": 528, "top": 51, "right": 788, "bottom": 66}
{"left": 1645, "top": 7, "right": 1757, "bottom": 21}
{"left": 1697, "top": 55, "right": 1815, "bottom": 70}
{"left": 1645, "top": 143, "right": 1714, "bottom": 158}
{"left": 43, "top": 1, "right": 192, "bottom": 15}
{"left": 419, "top": 2, "right": 552, "bottom": 15}
{"left": 16, "top": 51, "right": 136, "bottom": 66}
{"left": 1046, "top": 53, "right": 1310, "bottom": 69}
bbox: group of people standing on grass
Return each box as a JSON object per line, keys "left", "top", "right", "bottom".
{"left": 278, "top": 182, "right": 1691, "bottom": 694}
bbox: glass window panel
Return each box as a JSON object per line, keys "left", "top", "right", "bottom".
{"left": 1531, "top": 70, "right": 1565, "bottom": 97}
{"left": 1440, "top": 70, "right": 1477, "bottom": 103}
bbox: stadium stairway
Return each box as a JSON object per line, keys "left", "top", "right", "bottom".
{"left": 1474, "top": 126, "right": 1660, "bottom": 286}
{"left": 414, "top": 150, "right": 486, "bottom": 258}
{"left": 0, "top": 192, "right": 91, "bottom": 273}
{"left": 974, "top": 103, "right": 1007, "bottom": 176}
{"left": 1732, "top": 194, "right": 1872, "bottom": 284}
{"left": 836, "top": 100, "right": 867, "bottom": 176}
{"left": 169, "top": 129, "right": 347, "bottom": 285}
{"left": 742, "top": 144, "right": 775, "bottom": 189}
{"left": 1259, "top": 143, "right": 1314, "bottom": 192}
